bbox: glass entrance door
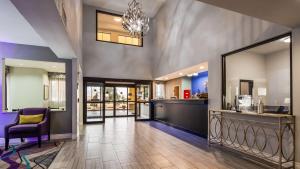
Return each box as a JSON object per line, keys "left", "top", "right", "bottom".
{"left": 136, "top": 84, "right": 151, "bottom": 120}
{"left": 115, "top": 87, "right": 128, "bottom": 116}
{"left": 105, "top": 87, "right": 114, "bottom": 117}
{"left": 104, "top": 86, "right": 135, "bottom": 117}
{"left": 128, "top": 87, "right": 136, "bottom": 116}
{"left": 85, "top": 82, "right": 104, "bottom": 123}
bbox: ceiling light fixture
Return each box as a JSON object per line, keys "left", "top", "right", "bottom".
{"left": 199, "top": 66, "right": 205, "bottom": 70}
{"left": 280, "top": 37, "right": 291, "bottom": 43}
{"left": 193, "top": 73, "right": 198, "bottom": 76}
{"left": 122, "top": 0, "right": 150, "bottom": 37}
{"left": 179, "top": 72, "right": 183, "bottom": 76}
{"left": 187, "top": 74, "right": 193, "bottom": 77}
{"left": 114, "top": 17, "right": 122, "bottom": 22}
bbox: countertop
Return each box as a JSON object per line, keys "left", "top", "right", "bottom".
{"left": 209, "top": 109, "right": 293, "bottom": 118}
{"left": 152, "top": 99, "right": 208, "bottom": 104}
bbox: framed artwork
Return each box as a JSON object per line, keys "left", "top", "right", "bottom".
{"left": 239, "top": 80, "right": 254, "bottom": 96}
{"left": 44, "top": 85, "right": 49, "bottom": 100}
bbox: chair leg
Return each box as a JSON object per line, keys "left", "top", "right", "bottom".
{"left": 21, "top": 137, "right": 24, "bottom": 142}
{"left": 38, "top": 135, "right": 41, "bottom": 148}
{"left": 5, "top": 138, "right": 9, "bottom": 151}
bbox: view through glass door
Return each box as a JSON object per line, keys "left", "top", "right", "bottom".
{"left": 85, "top": 82, "right": 104, "bottom": 123}
{"left": 105, "top": 87, "right": 114, "bottom": 117}
{"left": 104, "top": 85, "right": 136, "bottom": 117}
{"left": 84, "top": 79, "right": 152, "bottom": 123}
{"left": 116, "top": 87, "right": 128, "bottom": 116}
{"left": 136, "top": 84, "right": 151, "bottom": 120}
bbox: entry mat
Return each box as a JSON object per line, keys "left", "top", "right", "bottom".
{"left": 0, "top": 141, "right": 63, "bottom": 169}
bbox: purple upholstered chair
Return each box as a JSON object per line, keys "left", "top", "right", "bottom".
{"left": 4, "top": 108, "right": 50, "bottom": 150}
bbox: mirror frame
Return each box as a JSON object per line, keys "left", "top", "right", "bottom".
{"left": 221, "top": 32, "right": 293, "bottom": 114}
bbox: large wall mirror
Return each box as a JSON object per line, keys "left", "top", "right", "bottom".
{"left": 222, "top": 33, "right": 292, "bottom": 114}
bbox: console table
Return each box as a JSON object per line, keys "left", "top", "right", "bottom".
{"left": 208, "top": 109, "right": 295, "bottom": 169}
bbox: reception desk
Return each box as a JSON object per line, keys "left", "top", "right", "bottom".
{"left": 152, "top": 99, "right": 208, "bottom": 138}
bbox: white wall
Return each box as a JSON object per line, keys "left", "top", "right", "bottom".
{"left": 265, "top": 49, "right": 290, "bottom": 106}
{"left": 61, "top": 0, "right": 83, "bottom": 64}
{"left": 7, "top": 67, "right": 48, "bottom": 111}
{"left": 82, "top": 5, "right": 153, "bottom": 80}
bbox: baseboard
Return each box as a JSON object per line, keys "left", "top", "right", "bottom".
{"left": 50, "top": 133, "right": 72, "bottom": 140}
{"left": 296, "top": 162, "right": 300, "bottom": 169}
{"left": 72, "top": 133, "right": 77, "bottom": 140}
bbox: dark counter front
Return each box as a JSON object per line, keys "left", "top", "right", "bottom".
{"left": 152, "top": 99, "right": 208, "bottom": 138}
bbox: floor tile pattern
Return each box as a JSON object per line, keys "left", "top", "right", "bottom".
{"left": 50, "top": 118, "right": 265, "bottom": 169}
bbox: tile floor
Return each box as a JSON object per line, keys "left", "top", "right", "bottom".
{"left": 50, "top": 118, "right": 265, "bottom": 169}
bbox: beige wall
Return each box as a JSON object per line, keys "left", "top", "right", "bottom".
{"left": 165, "top": 78, "right": 182, "bottom": 99}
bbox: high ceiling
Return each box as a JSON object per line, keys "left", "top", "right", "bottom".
{"left": 0, "top": 1, "right": 46, "bottom": 46}
{"left": 196, "top": 0, "right": 300, "bottom": 28}
{"left": 84, "top": 0, "right": 166, "bottom": 17}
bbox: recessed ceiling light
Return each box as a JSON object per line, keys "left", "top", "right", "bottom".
{"left": 114, "top": 17, "right": 122, "bottom": 22}
{"left": 187, "top": 74, "right": 193, "bottom": 77}
{"left": 164, "top": 77, "right": 169, "bottom": 80}
{"left": 193, "top": 73, "right": 198, "bottom": 76}
{"left": 179, "top": 72, "right": 183, "bottom": 76}
{"left": 280, "top": 37, "right": 290, "bottom": 43}
{"left": 199, "top": 66, "right": 205, "bottom": 70}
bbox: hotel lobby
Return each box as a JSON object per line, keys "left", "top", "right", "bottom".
{"left": 1, "top": 0, "right": 300, "bottom": 168}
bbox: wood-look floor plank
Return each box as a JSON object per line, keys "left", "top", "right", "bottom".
{"left": 49, "top": 118, "right": 266, "bottom": 169}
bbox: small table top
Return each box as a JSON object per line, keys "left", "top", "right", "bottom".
{"left": 209, "top": 109, "right": 294, "bottom": 118}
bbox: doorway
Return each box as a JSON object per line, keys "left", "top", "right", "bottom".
{"left": 83, "top": 78, "right": 152, "bottom": 124}
{"left": 104, "top": 85, "right": 136, "bottom": 117}
{"left": 84, "top": 82, "right": 104, "bottom": 123}
{"left": 174, "top": 86, "right": 180, "bottom": 99}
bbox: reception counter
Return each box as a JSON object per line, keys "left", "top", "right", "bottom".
{"left": 152, "top": 99, "right": 208, "bottom": 138}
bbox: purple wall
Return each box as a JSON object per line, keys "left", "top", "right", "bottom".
{"left": 0, "top": 112, "right": 17, "bottom": 137}
{"left": 191, "top": 71, "right": 208, "bottom": 95}
{"left": 0, "top": 42, "right": 73, "bottom": 137}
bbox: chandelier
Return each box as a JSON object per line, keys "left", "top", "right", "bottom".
{"left": 122, "top": 0, "right": 150, "bottom": 37}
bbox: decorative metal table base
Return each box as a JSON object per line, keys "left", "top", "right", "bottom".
{"left": 208, "top": 110, "right": 295, "bottom": 169}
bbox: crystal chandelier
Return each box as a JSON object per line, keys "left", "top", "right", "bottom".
{"left": 122, "top": 0, "right": 150, "bottom": 37}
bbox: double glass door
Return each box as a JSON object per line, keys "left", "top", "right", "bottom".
{"left": 105, "top": 86, "right": 136, "bottom": 117}
{"left": 84, "top": 82, "right": 151, "bottom": 123}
